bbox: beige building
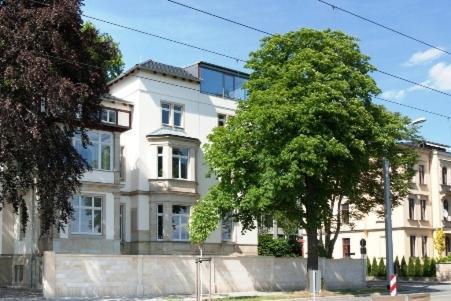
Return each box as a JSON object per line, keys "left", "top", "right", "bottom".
{"left": 334, "top": 141, "right": 451, "bottom": 260}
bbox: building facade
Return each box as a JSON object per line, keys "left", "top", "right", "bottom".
{"left": 333, "top": 141, "right": 451, "bottom": 260}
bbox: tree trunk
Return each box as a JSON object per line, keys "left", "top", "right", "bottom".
{"left": 306, "top": 225, "right": 319, "bottom": 270}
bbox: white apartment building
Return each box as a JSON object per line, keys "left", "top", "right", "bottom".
{"left": 333, "top": 141, "right": 451, "bottom": 260}
{"left": 109, "top": 60, "right": 258, "bottom": 255}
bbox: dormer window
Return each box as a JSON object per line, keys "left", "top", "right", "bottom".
{"left": 101, "top": 109, "right": 117, "bottom": 124}
{"left": 161, "top": 102, "right": 184, "bottom": 128}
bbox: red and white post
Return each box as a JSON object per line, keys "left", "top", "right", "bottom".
{"left": 389, "top": 275, "right": 397, "bottom": 296}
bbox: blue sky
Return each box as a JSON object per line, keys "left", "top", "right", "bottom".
{"left": 83, "top": 0, "right": 451, "bottom": 147}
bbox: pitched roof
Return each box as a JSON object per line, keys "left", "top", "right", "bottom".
{"left": 146, "top": 127, "right": 200, "bottom": 143}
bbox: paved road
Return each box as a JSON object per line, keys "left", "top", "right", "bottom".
{"left": 2, "top": 282, "right": 451, "bottom": 300}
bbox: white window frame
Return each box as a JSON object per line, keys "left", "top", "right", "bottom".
{"left": 217, "top": 113, "right": 227, "bottom": 127}
{"left": 172, "top": 148, "right": 189, "bottom": 180}
{"left": 161, "top": 102, "right": 184, "bottom": 128}
{"left": 101, "top": 108, "right": 117, "bottom": 124}
{"left": 73, "top": 130, "right": 114, "bottom": 171}
{"left": 71, "top": 195, "right": 103, "bottom": 236}
{"left": 171, "top": 205, "right": 189, "bottom": 241}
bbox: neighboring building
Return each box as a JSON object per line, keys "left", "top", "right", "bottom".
{"left": 333, "top": 141, "right": 451, "bottom": 260}
{"left": 109, "top": 59, "right": 258, "bottom": 256}
{"left": 0, "top": 95, "right": 133, "bottom": 287}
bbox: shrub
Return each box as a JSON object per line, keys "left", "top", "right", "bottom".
{"left": 258, "top": 234, "right": 300, "bottom": 257}
{"left": 407, "top": 257, "right": 415, "bottom": 277}
{"left": 371, "top": 257, "right": 378, "bottom": 277}
{"left": 414, "top": 257, "right": 423, "bottom": 277}
{"left": 378, "top": 258, "right": 386, "bottom": 277}
{"left": 400, "top": 256, "right": 408, "bottom": 277}
{"left": 423, "top": 257, "right": 431, "bottom": 277}
{"left": 430, "top": 258, "right": 437, "bottom": 277}
{"left": 367, "top": 257, "right": 372, "bottom": 276}
{"left": 394, "top": 256, "right": 400, "bottom": 275}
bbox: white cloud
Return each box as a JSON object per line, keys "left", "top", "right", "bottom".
{"left": 380, "top": 89, "right": 406, "bottom": 100}
{"left": 405, "top": 48, "right": 445, "bottom": 66}
{"left": 427, "top": 62, "right": 451, "bottom": 90}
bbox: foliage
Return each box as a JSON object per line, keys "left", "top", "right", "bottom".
{"left": 190, "top": 28, "right": 417, "bottom": 270}
{"left": 377, "top": 258, "right": 386, "bottom": 277}
{"left": 366, "top": 257, "right": 372, "bottom": 276}
{"left": 423, "top": 257, "right": 431, "bottom": 277}
{"left": 189, "top": 191, "right": 220, "bottom": 245}
{"left": 81, "top": 22, "right": 124, "bottom": 81}
{"left": 400, "top": 256, "right": 408, "bottom": 277}
{"left": 414, "top": 257, "right": 423, "bottom": 277}
{"left": 430, "top": 258, "right": 437, "bottom": 277}
{"left": 258, "top": 234, "right": 301, "bottom": 257}
{"left": 394, "top": 256, "right": 400, "bottom": 276}
{"left": 0, "top": 0, "right": 120, "bottom": 232}
{"left": 371, "top": 257, "right": 378, "bottom": 277}
{"left": 437, "top": 255, "right": 451, "bottom": 263}
{"left": 407, "top": 257, "right": 416, "bottom": 277}
{"left": 433, "top": 229, "right": 446, "bottom": 258}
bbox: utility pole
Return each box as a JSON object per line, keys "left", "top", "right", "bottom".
{"left": 383, "top": 158, "right": 394, "bottom": 292}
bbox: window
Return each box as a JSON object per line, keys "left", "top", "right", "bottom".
{"left": 101, "top": 109, "right": 117, "bottom": 124}
{"left": 218, "top": 114, "right": 227, "bottom": 127}
{"left": 342, "top": 238, "right": 351, "bottom": 258}
{"left": 172, "top": 148, "right": 189, "bottom": 179}
{"left": 14, "top": 265, "right": 24, "bottom": 283}
{"left": 19, "top": 208, "right": 26, "bottom": 240}
{"left": 444, "top": 199, "right": 449, "bottom": 221}
{"left": 341, "top": 203, "right": 350, "bottom": 224}
{"left": 71, "top": 195, "right": 102, "bottom": 235}
{"left": 119, "top": 204, "right": 125, "bottom": 242}
{"left": 418, "top": 164, "right": 425, "bottom": 185}
{"left": 200, "top": 66, "right": 248, "bottom": 100}
{"left": 422, "top": 236, "right": 427, "bottom": 257}
{"left": 161, "top": 102, "right": 183, "bottom": 128}
{"left": 120, "top": 146, "right": 125, "bottom": 180}
{"left": 408, "top": 199, "right": 415, "bottom": 220}
{"left": 410, "top": 236, "right": 416, "bottom": 257}
{"left": 420, "top": 199, "right": 426, "bottom": 220}
{"left": 443, "top": 167, "right": 448, "bottom": 185}
{"left": 172, "top": 205, "right": 189, "bottom": 241}
{"left": 157, "top": 147, "right": 164, "bottom": 178}
{"left": 221, "top": 214, "right": 233, "bottom": 241}
{"left": 157, "top": 204, "right": 164, "bottom": 240}
{"left": 73, "top": 131, "right": 113, "bottom": 171}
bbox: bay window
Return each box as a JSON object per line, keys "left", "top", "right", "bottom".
{"left": 172, "top": 148, "right": 189, "bottom": 179}
{"left": 172, "top": 205, "right": 189, "bottom": 240}
{"left": 74, "top": 130, "right": 113, "bottom": 171}
{"left": 101, "top": 109, "right": 117, "bottom": 124}
{"left": 71, "top": 195, "right": 102, "bottom": 235}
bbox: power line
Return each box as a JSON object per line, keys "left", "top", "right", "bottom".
{"left": 164, "top": 0, "right": 451, "bottom": 99}
{"left": 317, "top": 0, "right": 450, "bottom": 55}
{"left": 374, "top": 96, "right": 451, "bottom": 120}
{"left": 167, "top": 0, "right": 273, "bottom": 36}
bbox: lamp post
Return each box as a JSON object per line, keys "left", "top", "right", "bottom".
{"left": 384, "top": 117, "right": 426, "bottom": 294}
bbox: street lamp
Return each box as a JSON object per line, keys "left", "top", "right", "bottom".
{"left": 384, "top": 117, "right": 426, "bottom": 295}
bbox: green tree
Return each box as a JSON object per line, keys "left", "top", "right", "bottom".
{"left": 0, "top": 0, "right": 121, "bottom": 232}
{"left": 367, "top": 257, "right": 372, "bottom": 276}
{"left": 434, "top": 228, "right": 446, "bottom": 258}
{"left": 423, "top": 257, "right": 431, "bottom": 277}
{"left": 394, "top": 256, "right": 400, "bottom": 275}
{"left": 414, "top": 257, "right": 423, "bottom": 277}
{"left": 407, "top": 257, "right": 416, "bottom": 277}
{"left": 377, "top": 258, "right": 386, "bottom": 277}
{"left": 371, "top": 257, "right": 379, "bottom": 277}
{"left": 189, "top": 28, "right": 417, "bottom": 271}
{"left": 400, "top": 256, "right": 408, "bottom": 277}
{"left": 81, "top": 22, "right": 124, "bottom": 81}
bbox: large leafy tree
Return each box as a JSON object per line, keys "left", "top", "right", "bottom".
{"left": 190, "top": 29, "right": 416, "bottom": 271}
{"left": 0, "top": 0, "right": 123, "bottom": 232}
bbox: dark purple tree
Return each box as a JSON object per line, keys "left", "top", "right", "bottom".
{"left": 0, "top": 0, "right": 122, "bottom": 232}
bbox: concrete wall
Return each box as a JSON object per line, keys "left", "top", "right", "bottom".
{"left": 437, "top": 263, "right": 451, "bottom": 281}
{"left": 43, "top": 252, "right": 365, "bottom": 298}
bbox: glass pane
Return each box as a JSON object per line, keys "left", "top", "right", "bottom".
{"left": 162, "top": 107, "right": 170, "bottom": 125}
{"left": 172, "top": 205, "right": 181, "bottom": 214}
{"left": 234, "top": 76, "right": 248, "bottom": 100}
{"left": 181, "top": 225, "right": 188, "bottom": 240}
{"left": 71, "top": 207, "right": 79, "bottom": 232}
{"left": 172, "top": 157, "right": 179, "bottom": 178}
{"left": 224, "top": 74, "right": 234, "bottom": 98}
{"left": 180, "top": 148, "right": 188, "bottom": 157}
{"left": 93, "top": 209, "right": 101, "bottom": 234}
{"left": 200, "top": 67, "right": 223, "bottom": 96}
{"left": 94, "top": 197, "right": 102, "bottom": 207}
{"left": 162, "top": 103, "right": 170, "bottom": 110}
{"left": 157, "top": 146, "right": 163, "bottom": 154}
{"left": 82, "top": 196, "right": 92, "bottom": 207}
{"left": 71, "top": 196, "right": 79, "bottom": 207}
{"left": 172, "top": 148, "right": 181, "bottom": 155}
{"left": 181, "top": 215, "right": 188, "bottom": 224}
{"left": 174, "top": 111, "right": 182, "bottom": 127}
{"left": 101, "top": 145, "right": 111, "bottom": 170}
{"left": 158, "top": 204, "right": 163, "bottom": 214}
{"left": 101, "top": 133, "right": 112, "bottom": 144}
{"left": 158, "top": 216, "right": 163, "bottom": 239}
{"left": 101, "top": 110, "right": 108, "bottom": 122}
{"left": 108, "top": 110, "right": 116, "bottom": 123}
{"left": 158, "top": 156, "right": 163, "bottom": 177}
{"left": 181, "top": 157, "right": 188, "bottom": 179}
{"left": 87, "top": 142, "right": 99, "bottom": 169}
{"left": 171, "top": 216, "right": 179, "bottom": 240}
{"left": 80, "top": 209, "right": 92, "bottom": 233}
{"left": 88, "top": 131, "right": 99, "bottom": 142}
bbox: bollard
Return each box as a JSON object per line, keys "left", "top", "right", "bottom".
{"left": 390, "top": 275, "right": 397, "bottom": 296}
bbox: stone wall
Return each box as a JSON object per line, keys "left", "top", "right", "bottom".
{"left": 437, "top": 263, "right": 451, "bottom": 281}
{"left": 43, "top": 252, "right": 366, "bottom": 298}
